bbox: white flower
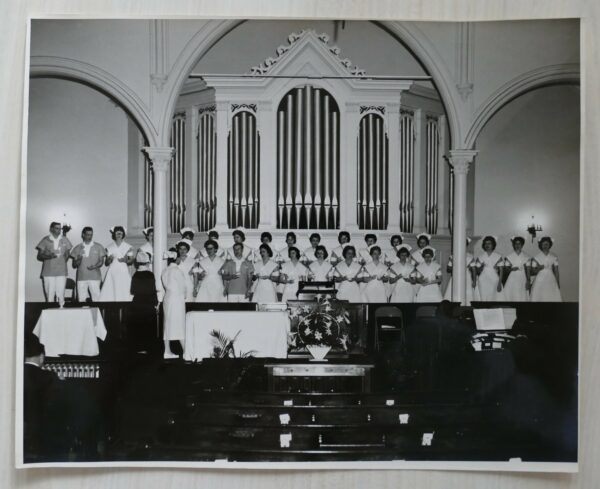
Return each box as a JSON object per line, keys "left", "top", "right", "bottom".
{"left": 303, "top": 326, "right": 312, "bottom": 336}
{"left": 314, "top": 331, "right": 323, "bottom": 341}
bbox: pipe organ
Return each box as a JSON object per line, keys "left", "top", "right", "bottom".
{"left": 169, "top": 114, "right": 186, "bottom": 233}
{"left": 399, "top": 109, "right": 415, "bottom": 233}
{"left": 229, "top": 110, "right": 260, "bottom": 228}
{"left": 357, "top": 113, "right": 388, "bottom": 230}
{"left": 161, "top": 29, "right": 449, "bottom": 240}
{"left": 277, "top": 86, "right": 340, "bottom": 229}
{"left": 143, "top": 153, "right": 153, "bottom": 229}
{"left": 197, "top": 110, "right": 217, "bottom": 231}
{"left": 425, "top": 115, "right": 440, "bottom": 235}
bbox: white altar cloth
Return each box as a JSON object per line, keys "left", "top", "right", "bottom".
{"left": 33, "top": 308, "right": 107, "bottom": 357}
{"left": 183, "top": 311, "right": 289, "bottom": 361}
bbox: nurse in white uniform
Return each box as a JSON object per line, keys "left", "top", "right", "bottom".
{"left": 530, "top": 236, "right": 562, "bottom": 302}
{"left": 309, "top": 245, "right": 333, "bottom": 281}
{"left": 503, "top": 236, "right": 532, "bottom": 302}
{"left": 475, "top": 235, "right": 506, "bottom": 301}
{"left": 251, "top": 244, "right": 279, "bottom": 303}
{"left": 161, "top": 251, "right": 187, "bottom": 359}
{"left": 174, "top": 239, "right": 196, "bottom": 301}
{"left": 279, "top": 247, "right": 309, "bottom": 303}
{"left": 414, "top": 247, "right": 443, "bottom": 303}
{"left": 99, "top": 226, "right": 134, "bottom": 301}
{"left": 180, "top": 227, "right": 200, "bottom": 260}
{"left": 360, "top": 246, "right": 389, "bottom": 302}
{"left": 386, "top": 245, "right": 416, "bottom": 303}
{"left": 331, "top": 231, "right": 352, "bottom": 266}
{"left": 301, "top": 233, "right": 323, "bottom": 265}
{"left": 194, "top": 239, "right": 225, "bottom": 302}
{"left": 333, "top": 246, "right": 363, "bottom": 302}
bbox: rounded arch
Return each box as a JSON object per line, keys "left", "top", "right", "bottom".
{"left": 30, "top": 56, "right": 158, "bottom": 146}
{"left": 161, "top": 19, "right": 462, "bottom": 148}
{"left": 464, "top": 64, "right": 580, "bottom": 149}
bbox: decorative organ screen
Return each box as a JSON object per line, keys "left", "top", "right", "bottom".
{"left": 277, "top": 85, "right": 340, "bottom": 229}
{"left": 197, "top": 111, "right": 217, "bottom": 231}
{"left": 228, "top": 111, "right": 260, "bottom": 228}
{"left": 425, "top": 115, "right": 440, "bottom": 235}
{"left": 399, "top": 109, "right": 415, "bottom": 233}
{"left": 169, "top": 114, "right": 186, "bottom": 233}
{"left": 448, "top": 167, "right": 454, "bottom": 234}
{"left": 143, "top": 153, "right": 153, "bottom": 228}
{"left": 357, "top": 113, "right": 389, "bottom": 230}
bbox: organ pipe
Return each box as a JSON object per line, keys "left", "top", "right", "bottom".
{"left": 197, "top": 111, "right": 216, "bottom": 231}
{"left": 357, "top": 112, "right": 388, "bottom": 230}
{"left": 228, "top": 110, "right": 260, "bottom": 228}
{"left": 276, "top": 85, "right": 340, "bottom": 229}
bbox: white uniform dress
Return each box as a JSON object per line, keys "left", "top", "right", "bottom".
{"left": 334, "top": 261, "right": 363, "bottom": 302}
{"left": 530, "top": 252, "right": 562, "bottom": 302}
{"left": 161, "top": 263, "right": 187, "bottom": 341}
{"left": 195, "top": 256, "right": 225, "bottom": 302}
{"left": 388, "top": 261, "right": 416, "bottom": 303}
{"left": 443, "top": 253, "right": 480, "bottom": 304}
{"left": 414, "top": 262, "right": 443, "bottom": 303}
{"left": 301, "top": 246, "right": 321, "bottom": 265}
{"left": 503, "top": 252, "right": 531, "bottom": 302}
{"left": 476, "top": 252, "right": 506, "bottom": 301}
{"left": 331, "top": 243, "right": 352, "bottom": 265}
{"left": 280, "top": 261, "right": 309, "bottom": 303}
{"left": 252, "top": 259, "right": 278, "bottom": 303}
{"left": 361, "top": 262, "right": 389, "bottom": 302}
{"left": 309, "top": 260, "right": 333, "bottom": 281}
{"left": 177, "top": 255, "right": 196, "bottom": 301}
{"left": 99, "top": 241, "right": 133, "bottom": 301}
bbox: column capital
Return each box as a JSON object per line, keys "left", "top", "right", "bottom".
{"left": 448, "top": 149, "right": 478, "bottom": 174}
{"left": 142, "top": 146, "right": 174, "bottom": 172}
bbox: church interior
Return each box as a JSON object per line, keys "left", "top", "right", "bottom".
{"left": 21, "top": 19, "right": 579, "bottom": 464}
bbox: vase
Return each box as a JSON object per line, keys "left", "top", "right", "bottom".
{"left": 306, "top": 345, "right": 331, "bottom": 361}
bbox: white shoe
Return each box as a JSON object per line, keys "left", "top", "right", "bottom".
{"left": 163, "top": 352, "right": 178, "bottom": 360}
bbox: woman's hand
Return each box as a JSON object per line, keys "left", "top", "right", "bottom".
{"left": 497, "top": 282, "right": 503, "bottom": 293}
{"left": 105, "top": 255, "right": 114, "bottom": 266}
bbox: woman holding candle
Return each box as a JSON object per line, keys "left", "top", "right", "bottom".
{"left": 251, "top": 244, "right": 278, "bottom": 303}
{"left": 503, "top": 236, "right": 532, "bottom": 301}
{"left": 386, "top": 245, "right": 417, "bottom": 303}
{"left": 360, "top": 246, "right": 388, "bottom": 302}
{"left": 330, "top": 231, "right": 352, "bottom": 266}
{"left": 99, "top": 226, "right": 134, "bottom": 301}
{"left": 309, "top": 245, "right": 333, "bottom": 281}
{"left": 530, "top": 236, "right": 562, "bottom": 302}
{"left": 333, "top": 246, "right": 363, "bottom": 302}
{"left": 414, "top": 247, "right": 443, "bottom": 303}
{"left": 475, "top": 235, "right": 506, "bottom": 301}
{"left": 279, "top": 247, "right": 309, "bottom": 303}
{"left": 194, "top": 239, "right": 225, "bottom": 302}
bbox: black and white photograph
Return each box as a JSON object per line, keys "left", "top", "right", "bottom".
{"left": 18, "top": 17, "right": 580, "bottom": 469}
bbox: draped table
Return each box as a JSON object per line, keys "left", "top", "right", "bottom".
{"left": 183, "top": 311, "right": 289, "bottom": 361}
{"left": 32, "top": 307, "right": 107, "bottom": 357}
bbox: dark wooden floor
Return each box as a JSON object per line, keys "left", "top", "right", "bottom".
{"left": 22, "top": 302, "right": 578, "bottom": 463}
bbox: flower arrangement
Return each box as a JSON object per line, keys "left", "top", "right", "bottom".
{"left": 288, "top": 297, "right": 351, "bottom": 351}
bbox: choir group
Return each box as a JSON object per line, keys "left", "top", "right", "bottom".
{"left": 36, "top": 221, "right": 562, "bottom": 307}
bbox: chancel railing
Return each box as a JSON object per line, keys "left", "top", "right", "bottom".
{"left": 169, "top": 113, "right": 186, "bottom": 233}
{"left": 197, "top": 110, "right": 217, "bottom": 231}
{"left": 425, "top": 115, "right": 440, "bottom": 235}
{"left": 399, "top": 109, "right": 415, "bottom": 233}
{"left": 228, "top": 110, "right": 260, "bottom": 228}
{"left": 277, "top": 85, "right": 340, "bottom": 229}
{"left": 357, "top": 113, "right": 389, "bottom": 230}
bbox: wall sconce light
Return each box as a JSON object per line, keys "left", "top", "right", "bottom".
{"left": 526, "top": 216, "right": 542, "bottom": 242}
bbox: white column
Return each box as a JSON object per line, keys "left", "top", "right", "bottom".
{"left": 258, "top": 101, "right": 276, "bottom": 228}
{"left": 214, "top": 101, "right": 229, "bottom": 230}
{"left": 449, "top": 149, "right": 477, "bottom": 304}
{"left": 387, "top": 103, "right": 401, "bottom": 232}
{"left": 185, "top": 106, "right": 197, "bottom": 229}
{"left": 143, "top": 146, "right": 174, "bottom": 288}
